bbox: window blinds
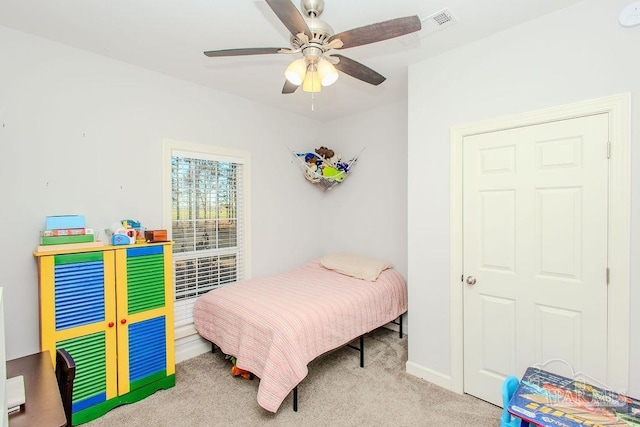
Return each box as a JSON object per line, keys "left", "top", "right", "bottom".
{"left": 170, "top": 155, "right": 245, "bottom": 329}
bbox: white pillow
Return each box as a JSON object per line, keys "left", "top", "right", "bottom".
{"left": 320, "top": 253, "right": 392, "bottom": 282}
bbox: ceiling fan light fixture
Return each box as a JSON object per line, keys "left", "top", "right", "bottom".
{"left": 302, "top": 64, "right": 322, "bottom": 93}
{"left": 205, "top": 0, "right": 422, "bottom": 96}
{"left": 317, "top": 58, "right": 338, "bottom": 86}
{"left": 285, "top": 58, "right": 307, "bottom": 85}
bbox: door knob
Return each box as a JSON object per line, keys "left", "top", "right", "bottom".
{"left": 466, "top": 276, "right": 477, "bottom": 285}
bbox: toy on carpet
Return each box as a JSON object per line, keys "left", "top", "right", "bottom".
{"left": 229, "top": 356, "right": 252, "bottom": 380}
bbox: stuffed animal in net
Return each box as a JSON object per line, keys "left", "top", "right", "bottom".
{"left": 314, "top": 146, "right": 349, "bottom": 182}
{"left": 314, "top": 146, "right": 335, "bottom": 160}
{"left": 304, "top": 153, "right": 322, "bottom": 182}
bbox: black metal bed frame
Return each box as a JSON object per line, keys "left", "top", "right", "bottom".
{"left": 210, "top": 314, "right": 404, "bottom": 412}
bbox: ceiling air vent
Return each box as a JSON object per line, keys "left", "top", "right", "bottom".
{"left": 421, "top": 8, "right": 457, "bottom": 34}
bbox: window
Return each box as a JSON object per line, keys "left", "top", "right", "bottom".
{"left": 163, "top": 140, "right": 251, "bottom": 335}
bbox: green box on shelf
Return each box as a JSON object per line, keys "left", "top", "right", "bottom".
{"left": 41, "top": 234, "right": 95, "bottom": 245}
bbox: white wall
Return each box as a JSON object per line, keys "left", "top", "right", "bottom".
{"left": 0, "top": 26, "right": 320, "bottom": 359}
{"left": 248, "top": 100, "right": 409, "bottom": 282}
{"left": 250, "top": 101, "right": 408, "bottom": 281}
{"left": 407, "top": 0, "right": 640, "bottom": 395}
{"left": 0, "top": 25, "right": 410, "bottom": 360}
{"left": 320, "top": 102, "right": 408, "bottom": 278}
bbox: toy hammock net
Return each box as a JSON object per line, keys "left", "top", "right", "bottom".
{"left": 291, "top": 148, "right": 364, "bottom": 191}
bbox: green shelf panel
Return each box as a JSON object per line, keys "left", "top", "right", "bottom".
{"left": 55, "top": 251, "right": 103, "bottom": 266}
{"left": 126, "top": 254, "right": 165, "bottom": 315}
{"left": 57, "top": 332, "right": 107, "bottom": 405}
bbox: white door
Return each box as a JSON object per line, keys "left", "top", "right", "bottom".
{"left": 462, "top": 114, "right": 609, "bottom": 405}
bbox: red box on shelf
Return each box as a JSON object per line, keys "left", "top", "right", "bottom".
{"left": 145, "top": 230, "right": 168, "bottom": 242}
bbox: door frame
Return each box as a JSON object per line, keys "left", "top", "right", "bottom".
{"left": 449, "top": 93, "right": 631, "bottom": 394}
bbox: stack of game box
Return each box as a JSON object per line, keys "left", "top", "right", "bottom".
{"left": 38, "top": 215, "right": 101, "bottom": 251}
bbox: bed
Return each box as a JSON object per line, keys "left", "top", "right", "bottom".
{"left": 193, "top": 254, "right": 407, "bottom": 413}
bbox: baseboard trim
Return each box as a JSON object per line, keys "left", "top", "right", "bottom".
{"left": 405, "top": 361, "right": 456, "bottom": 392}
{"left": 174, "top": 334, "right": 211, "bottom": 363}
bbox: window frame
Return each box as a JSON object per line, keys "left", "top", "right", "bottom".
{"left": 162, "top": 139, "right": 252, "bottom": 339}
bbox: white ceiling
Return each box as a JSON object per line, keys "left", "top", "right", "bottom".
{"left": 0, "top": 0, "right": 584, "bottom": 121}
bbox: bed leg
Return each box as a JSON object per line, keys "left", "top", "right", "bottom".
{"left": 347, "top": 335, "right": 365, "bottom": 367}
{"left": 390, "top": 315, "right": 404, "bottom": 339}
{"left": 293, "top": 386, "right": 298, "bottom": 412}
{"left": 211, "top": 342, "right": 217, "bottom": 354}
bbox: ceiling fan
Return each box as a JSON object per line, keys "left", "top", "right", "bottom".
{"left": 204, "top": 0, "right": 422, "bottom": 94}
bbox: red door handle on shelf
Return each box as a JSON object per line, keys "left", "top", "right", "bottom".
{"left": 108, "top": 322, "right": 114, "bottom": 328}
{"left": 121, "top": 319, "right": 127, "bottom": 325}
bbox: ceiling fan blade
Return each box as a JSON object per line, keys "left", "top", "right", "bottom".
{"left": 328, "top": 16, "right": 421, "bottom": 49}
{"left": 330, "top": 54, "right": 386, "bottom": 86}
{"left": 265, "top": 0, "right": 312, "bottom": 40}
{"left": 204, "top": 47, "right": 286, "bottom": 57}
{"left": 282, "top": 80, "right": 299, "bottom": 94}
{"left": 278, "top": 47, "right": 302, "bottom": 54}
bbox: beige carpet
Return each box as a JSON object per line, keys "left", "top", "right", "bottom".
{"left": 86, "top": 328, "right": 501, "bottom": 426}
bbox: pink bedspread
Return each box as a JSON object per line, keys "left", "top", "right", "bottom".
{"left": 193, "top": 260, "right": 407, "bottom": 412}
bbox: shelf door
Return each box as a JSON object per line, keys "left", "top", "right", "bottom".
{"left": 39, "top": 250, "right": 118, "bottom": 417}
{"left": 115, "top": 244, "right": 174, "bottom": 395}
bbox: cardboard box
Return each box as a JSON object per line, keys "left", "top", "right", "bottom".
{"left": 45, "top": 215, "right": 85, "bottom": 230}
{"left": 145, "top": 230, "right": 168, "bottom": 242}
{"left": 42, "top": 228, "right": 94, "bottom": 237}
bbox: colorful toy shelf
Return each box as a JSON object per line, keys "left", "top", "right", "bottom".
{"left": 34, "top": 242, "right": 175, "bottom": 425}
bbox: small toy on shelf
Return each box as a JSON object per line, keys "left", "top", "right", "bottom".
{"left": 122, "top": 219, "right": 145, "bottom": 243}
{"left": 105, "top": 219, "right": 144, "bottom": 245}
